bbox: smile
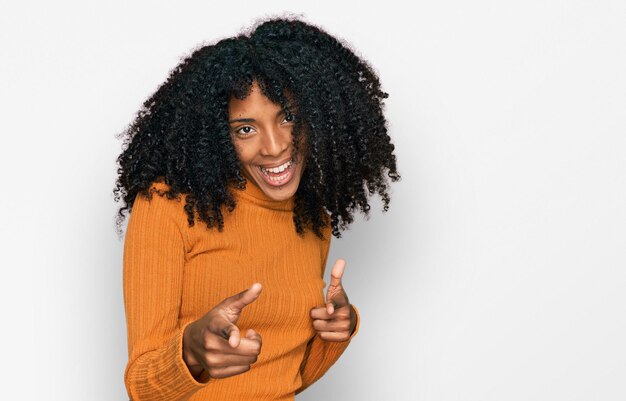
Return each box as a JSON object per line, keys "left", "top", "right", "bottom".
{"left": 256, "top": 158, "right": 297, "bottom": 186}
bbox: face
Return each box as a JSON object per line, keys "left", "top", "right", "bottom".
{"left": 228, "top": 81, "right": 306, "bottom": 201}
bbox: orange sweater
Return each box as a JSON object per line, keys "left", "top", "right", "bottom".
{"left": 123, "top": 180, "right": 360, "bottom": 401}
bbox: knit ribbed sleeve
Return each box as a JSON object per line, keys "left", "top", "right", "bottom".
{"left": 123, "top": 191, "right": 208, "bottom": 401}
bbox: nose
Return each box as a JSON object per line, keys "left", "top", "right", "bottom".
{"left": 260, "top": 125, "right": 290, "bottom": 157}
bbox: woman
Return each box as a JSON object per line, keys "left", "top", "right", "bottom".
{"left": 114, "top": 16, "right": 399, "bottom": 401}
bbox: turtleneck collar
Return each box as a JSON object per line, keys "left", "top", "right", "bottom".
{"left": 231, "top": 178, "right": 295, "bottom": 212}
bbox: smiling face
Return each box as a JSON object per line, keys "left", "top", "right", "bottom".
{"left": 228, "top": 81, "right": 306, "bottom": 201}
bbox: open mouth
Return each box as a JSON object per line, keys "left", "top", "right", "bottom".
{"left": 256, "top": 158, "right": 297, "bottom": 186}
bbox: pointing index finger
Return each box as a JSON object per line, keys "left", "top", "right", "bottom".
{"left": 326, "top": 259, "right": 346, "bottom": 305}
{"left": 329, "top": 259, "right": 346, "bottom": 287}
{"left": 223, "top": 283, "right": 263, "bottom": 316}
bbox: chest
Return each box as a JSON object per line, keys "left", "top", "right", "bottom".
{"left": 178, "top": 207, "right": 328, "bottom": 330}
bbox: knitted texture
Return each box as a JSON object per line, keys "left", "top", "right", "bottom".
{"left": 123, "top": 180, "right": 360, "bottom": 401}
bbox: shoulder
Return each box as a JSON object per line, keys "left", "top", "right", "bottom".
{"left": 127, "top": 181, "right": 192, "bottom": 248}
{"left": 131, "top": 181, "right": 189, "bottom": 226}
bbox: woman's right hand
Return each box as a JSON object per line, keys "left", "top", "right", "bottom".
{"left": 182, "top": 283, "right": 263, "bottom": 380}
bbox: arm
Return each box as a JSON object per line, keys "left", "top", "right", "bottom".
{"left": 123, "top": 188, "right": 209, "bottom": 401}
{"left": 295, "top": 226, "right": 361, "bottom": 395}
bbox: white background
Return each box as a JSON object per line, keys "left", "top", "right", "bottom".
{"left": 1, "top": 1, "right": 625, "bottom": 400}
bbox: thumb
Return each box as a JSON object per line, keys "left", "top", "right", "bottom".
{"left": 220, "top": 282, "right": 263, "bottom": 321}
{"left": 227, "top": 323, "right": 241, "bottom": 348}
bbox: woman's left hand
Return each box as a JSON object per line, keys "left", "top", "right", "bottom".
{"left": 310, "top": 258, "right": 357, "bottom": 342}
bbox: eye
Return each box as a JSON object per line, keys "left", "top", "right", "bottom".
{"left": 235, "top": 126, "right": 255, "bottom": 136}
{"left": 282, "top": 113, "right": 296, "bottom": 124}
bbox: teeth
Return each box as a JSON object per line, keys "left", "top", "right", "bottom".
{"left": 261, "top": 159, "right": 292, "bottom": 175}
{"left": 269, "top": 172, "right": 289, "bottom": 181}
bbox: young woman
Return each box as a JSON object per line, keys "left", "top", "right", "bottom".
{"left": 114, "top": 16, "right": 399, "bottom": 401}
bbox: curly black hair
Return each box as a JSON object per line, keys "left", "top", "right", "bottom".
{"left": 113, "top": 15, "right": 400, "bottom": 239}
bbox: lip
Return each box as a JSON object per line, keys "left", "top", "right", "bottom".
{"left": 257, "top": 157, "right": 294, "bottom": 169}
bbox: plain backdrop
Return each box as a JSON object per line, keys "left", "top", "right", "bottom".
{"left": 1, "top": 1, "right": 625, "bottom": 400}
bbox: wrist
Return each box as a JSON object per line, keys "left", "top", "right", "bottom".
{"left": 182, "top": 323, "right": 199, "bottom": 367}
{"left": 182, "top": 323, "right": 204, "bottom": 380}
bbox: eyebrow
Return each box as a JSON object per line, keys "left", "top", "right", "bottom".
{"left": 228, "top": 105, "right": 295, "bottom": 124}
